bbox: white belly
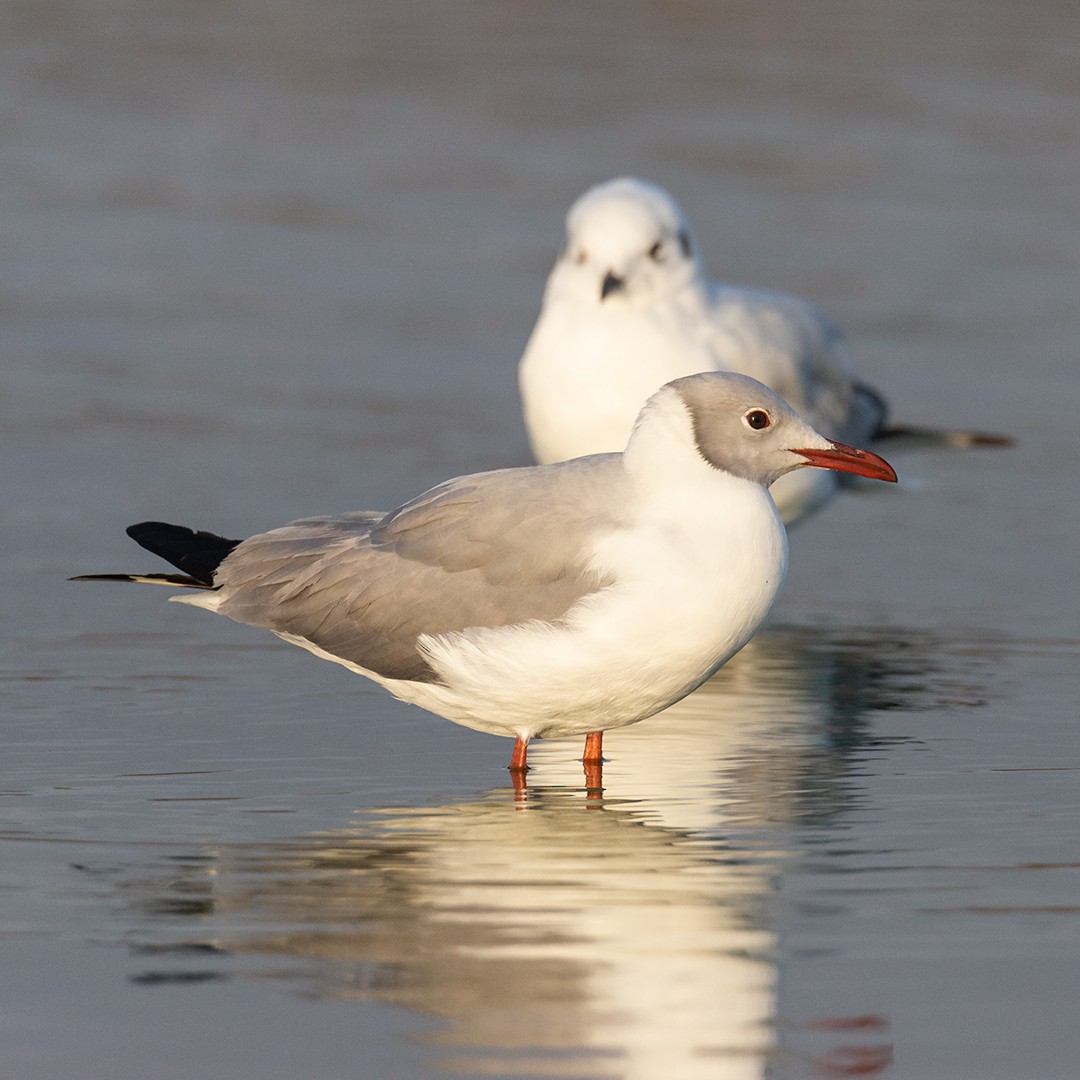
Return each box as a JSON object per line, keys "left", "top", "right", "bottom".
{"left": 393, "top": 484, "right": 788, "bottom": 743}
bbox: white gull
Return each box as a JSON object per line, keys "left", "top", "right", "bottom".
{"left": 519, "top": 176, "right": 890, "bottom": 527}
{"left": 73, "top": 372, "right": 896, "bottom": 778}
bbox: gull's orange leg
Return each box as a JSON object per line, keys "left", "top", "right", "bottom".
{"left": 582, "top": 731, "right": 604, "bottom": 796}
{"left": 582, "top": 731, "right": 603, "bottom": 764}
{"left": 509, "top": 736, "right": 529, "bottom": 773}
{"left": 508, "top": 737, "right": 529, "bottom": 799}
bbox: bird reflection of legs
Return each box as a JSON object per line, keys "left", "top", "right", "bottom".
{"left": 508, "top": 732, "right": 605, "bottom": 797}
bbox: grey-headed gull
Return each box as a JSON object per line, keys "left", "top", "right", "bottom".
{"left": 519, "top": 177, "right": 889, "bottom": 528}
{"left": 74, "top": 372, "right": 896, "bottom": 779}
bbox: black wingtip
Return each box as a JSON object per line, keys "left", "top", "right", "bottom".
{"left": 853, "top": 380, "right": 890, "bottom": 439}
{"left": 69, "top": 572, "right": 211, "bottom": 587}
{"left": 125, "top": 522, "right": 242, "bottom": 586}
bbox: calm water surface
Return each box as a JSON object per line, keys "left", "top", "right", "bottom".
{"left": 2, "top": 3, "right": 1078, "bottom": 1078}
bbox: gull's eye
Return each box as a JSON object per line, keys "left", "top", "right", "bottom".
{"left": 647, "top": 240, "right": 664, "bottom": 262}
{"left": 743, "top": 409, "right": 771, "bottom": 431}
{"left": 678, "top": 230, "right": 691, "bottom": 257}
{"left": 574, "top": 248, "right": 588, "bottom": 265}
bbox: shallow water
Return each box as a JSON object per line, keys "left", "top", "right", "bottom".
{"left": 2, "top": 2, "right": 1079, "bottom": 1078}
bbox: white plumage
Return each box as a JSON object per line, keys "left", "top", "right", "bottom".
{"left": 75, "top": 372, "right": 896, "bottom": 778}
{"left": 519, "top": 177, "right": 887, "bottom": 527}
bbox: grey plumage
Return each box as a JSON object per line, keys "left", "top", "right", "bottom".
{"left": 209, "top": 461, "right": 622, "bottom": 682}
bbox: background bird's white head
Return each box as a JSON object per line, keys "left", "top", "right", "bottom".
{"left": 548, "top": 177, "right": 705, "bottom": 306}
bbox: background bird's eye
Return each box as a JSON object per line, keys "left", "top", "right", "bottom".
{"left": 647, "top": 240, "right": 664, "bottom": 262}
{"left": 574, "top": 248, "right": 588, "bottom": 264}
{"left": 744, "top": 409, "right": 771, "bottom": 430}
{"left": 678, "top": 230, "right": 691, "bottom": 257}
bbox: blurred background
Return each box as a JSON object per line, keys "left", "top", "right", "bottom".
{"left": 2, "top": 3, "right": 1078, "bottom": 1078}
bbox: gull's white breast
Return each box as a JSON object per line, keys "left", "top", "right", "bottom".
{"left": 520, "top": 289, "right": 714, "bottom": 464}
{"left": 395, "top": 471, "right": 788, "bottom": 743}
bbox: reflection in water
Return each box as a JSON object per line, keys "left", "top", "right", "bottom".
{"left": 126, "top": 797, "right": 779, "bottom": 1079}
{"left": 527, "top": 624, "right": 936, "bottom": 833}
{"left": 112, "top": 626, "right": 951, "bottom": 1078}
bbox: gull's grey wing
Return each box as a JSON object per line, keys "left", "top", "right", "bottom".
{"left": 211, "top": 458, "right": 625, "bottom": 683}
{"left": 706, "top": 283, "right": 886, "bottom": 443}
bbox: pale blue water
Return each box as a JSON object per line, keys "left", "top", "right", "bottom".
{"left": 2, "top": 3, "right": 1078, "bottom": 1078}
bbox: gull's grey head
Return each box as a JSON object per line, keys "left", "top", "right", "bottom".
{"left": 660, "top": 372, "right": 898, "bottom": 488}
{"left": 554, "top": 177, "right": 703, "bottom": 303}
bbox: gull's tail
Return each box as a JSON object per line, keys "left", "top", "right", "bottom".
{"left": 852, "top": 380, "right": 1014, "bottom": 449}
{"left": 876, "top": 425, "right": 1015, "bottom": 449}
{"left": 70, "top": 521, "right": 242, "bottom": 589}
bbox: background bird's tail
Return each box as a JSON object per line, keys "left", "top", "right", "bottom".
{"left": 876, "top": 424, "right": 1015, "bottom": 449}
{"left": 852, "top": 380, "right": 1013, "bottom": 449}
